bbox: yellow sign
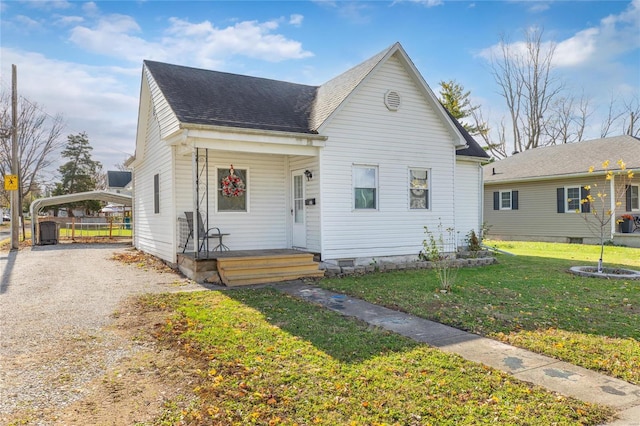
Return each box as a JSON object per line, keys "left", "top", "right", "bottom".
{"left": 4, "top": 174, "right": 18, "bottom": 191}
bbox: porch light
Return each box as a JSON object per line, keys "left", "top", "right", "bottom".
{"left": 304, "top": 170, "right": 313, "bottom": 181}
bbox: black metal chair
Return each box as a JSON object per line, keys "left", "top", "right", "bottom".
{"left": 182, "top": 211, "right": 229, "bottom": 253}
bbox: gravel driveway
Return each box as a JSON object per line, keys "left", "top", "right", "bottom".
{"left": 0, "top": 243, "right": 207, "bottom": 424}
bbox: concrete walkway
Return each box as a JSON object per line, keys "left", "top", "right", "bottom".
{"left": 277, "top": 282, "right": 640, "bottom": 426}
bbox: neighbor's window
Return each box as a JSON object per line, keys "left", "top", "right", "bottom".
{"left": 217, "top": 167, "right": 247, "bottom": 212}
{"left": 566, "top": 186, "right": 581, "bottom": 212}
{"left": 409, "top": 168, "right": 429, "bottom": 209}
{"left": 354, "top": 166, "right": 377, "bottom": 210}
{"left": 500, "top": 191, "right": 512, "bottom": 210}
{"left": 492, "top": 190, "right": 519, "bottom": 210}
{"left": 153, "top": 173, "right": 160, "bottom": 214}
{"left": 628, "top": 185, "right": 639, "bottom": 210}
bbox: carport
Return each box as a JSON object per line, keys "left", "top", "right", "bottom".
{"left": 29, "top": 191, "right": 132, "bottom": 245}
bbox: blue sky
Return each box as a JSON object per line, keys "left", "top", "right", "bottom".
{"left": 1, "top": 0, "right": 639, "bottom": 171}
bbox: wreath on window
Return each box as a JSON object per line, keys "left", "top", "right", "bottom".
{"left": 221, "top": 165, "right": 245, "bottom": 197}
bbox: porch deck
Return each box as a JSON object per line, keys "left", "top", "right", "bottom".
{"left": 177, "top": 249, "right": 324, "bottom": 286}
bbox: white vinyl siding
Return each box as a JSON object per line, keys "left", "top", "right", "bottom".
{"left": 132, "top": 80, "right": 175, "bottom": 262}
{"left": 455, "top": 160, "right": 483, "bottom": 245}
{"left": 319, "top": 55, "right": 458, "bottom": 260}
{"left": 173, "top": 152, "right": 288, "bottom": 251}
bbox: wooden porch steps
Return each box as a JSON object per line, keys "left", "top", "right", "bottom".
{"left": 217, "top": 252, "right": 324, "bottom": 286}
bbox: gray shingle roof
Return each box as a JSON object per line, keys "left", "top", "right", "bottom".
{"left": 484, "top": 135, "right": 640, "bottom": 183}
{"left": 145, "top": 61, "right": 318, "bottom": 134}
{"left": 143, "top": 43, "right": 488, "bottom": 159}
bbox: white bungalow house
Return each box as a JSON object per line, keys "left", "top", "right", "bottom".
{"left": 128, "top": 42, "right": 490, "bottom": 283}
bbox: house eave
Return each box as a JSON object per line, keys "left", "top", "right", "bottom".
{"left": 165, "top": 124, "right": 326, "bottom": 157}
{"left": 484, "top": 170, "right": 611, "bottom": 185}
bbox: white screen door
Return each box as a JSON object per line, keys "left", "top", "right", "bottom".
{"left": 292, "top": 171, "right": 306, "bottom": 248}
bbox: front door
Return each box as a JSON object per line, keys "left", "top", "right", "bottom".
{"left": 292, "top": 170, "right": 306, "bottom": 248}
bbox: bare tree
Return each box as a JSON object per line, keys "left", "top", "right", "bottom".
{"left": 546, "top": 93, "right": 592, "bottom": 144}
{"left": 0, "top": 91, "right": 65, "bottom": 219}
{"left": 488, "top": 28, "right": 565, "bottom": 153}
{"left": 599, "top": 94, "right": 639, "bottom": 138}
{"left": 470, "top": 107, "right": 507, "bottom": 159}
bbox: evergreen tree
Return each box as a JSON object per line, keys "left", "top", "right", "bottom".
{"left": 53, "top": 132, "right": 102, "bottom": 215}
{"left": 438, "top": 80, "right": 488, "bottom": 137}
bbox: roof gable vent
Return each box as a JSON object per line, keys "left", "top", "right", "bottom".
{"left": 384, "top": 90, "right": 401, "bottom": 111}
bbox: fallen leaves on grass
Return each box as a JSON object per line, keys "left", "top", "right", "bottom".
{"left": 493, "top": 328, "right": 640, "bottom": 385}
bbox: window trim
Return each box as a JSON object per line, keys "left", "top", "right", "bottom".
{"left": 500, "top": 190, "right": 512, "bottom": 210}
{"left": 353, "top": 164, "right": 378, "bottom": 211}
{"left": 408, "top": 167, "right": 430, "bottom": 210}
{"left": 565, "top": 185, "right": 581, "bottom": 213}
{"left": 493, "top": 190, "right": 518, "bottom": 211}
{"left": 216, "top": 166, "right": 249, "bottom": 213}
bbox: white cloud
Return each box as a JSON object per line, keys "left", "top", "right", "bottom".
{"left": 391, "top": 0, "right": 443, "bottom": 7}
{"left": 14, "top": 15, "right": 42, "bottom": 31}
{"left": 65, "top": 12, "right": 313, "bottom": 67}
{"left": 23, "top": 0, "right": 72, "bottom": 11}
{"left": 289, "top": 14, "right": 304, "bottom": 26}
{"left": 553, "top": 0, "right": 640, "bottom": 68}
{"left": 0, "top": 47, "right": 139, "bottom": 170}
{"left": 53, "top": 14, "right": 84, "bottom": 26}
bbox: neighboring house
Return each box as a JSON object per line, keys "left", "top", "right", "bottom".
{"left": 107, "top": 171, "right": 132, "bottom": 195}
{"left": 483, "top": 135, "right": 640, "bottom": 247}
{"left": 129, "top": 42, "right": 490, "bottom": 268}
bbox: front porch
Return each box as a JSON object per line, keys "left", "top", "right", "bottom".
{"left": 614, "top": 231, "right": 640, "bottom": 248}
{"left": 177, "top": 249, "right": 324, "bottom": 286}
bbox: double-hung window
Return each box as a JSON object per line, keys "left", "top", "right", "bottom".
{"left": 566, "top": 186, "right": 581, "bottom": 212}
{"left": 492, "top": 190, "right": 519, "bottom": 210}
{"left": 354, "top": 166, "right": 377, "bottom": 210}
{"left": 556, "top": 186, "right": 590, "bottom": 213}
{"left": 409, "top": 168, "right": 429, "bottom": 209}
{"left": 627, "top": 185, "right": 639, "bottom": 211}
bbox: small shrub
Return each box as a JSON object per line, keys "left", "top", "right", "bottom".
{"left": 465, "top": 229, "right": 482, "bottom": 257}
{"left": 422, "top": 222, "right": 458, "bottom": 292}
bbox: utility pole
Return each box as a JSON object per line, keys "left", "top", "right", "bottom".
{"left": 11, "top": 64, "right": 19, "bottom": 250}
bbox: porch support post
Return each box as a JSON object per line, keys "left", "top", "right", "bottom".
{"left": 192, "top": 148, "right": 199, "bottom": 259}
{"left": 610, "top": 175, "right": 616, "bottom": 237}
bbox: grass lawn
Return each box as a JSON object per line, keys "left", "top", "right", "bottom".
{"left": 143, "top": 290, "right": 612, "bottom": 425}
{"left": 319, "top": 241, "right": 640, "bottom": 385}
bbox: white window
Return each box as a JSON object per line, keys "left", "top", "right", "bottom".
{"left": 354, "top": 166, "right": 377, "bottom": 210}
{"left": 217, "top": 167, "right": 248, "bottom": 212}
{"left": 409, "top": 168, "right": 429, "bottom": 210}
{"left": 630, "top": 185, "right": 639, "bottom": 210}
{"left": 566, "top": 186, "right": 581, "bottom": 212}
{"left": 500, "top": 191, "right": 512, "bottom": 210}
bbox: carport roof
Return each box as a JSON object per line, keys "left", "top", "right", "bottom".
{"left": 29, "top": 191, "right": 132, "bottom": 244}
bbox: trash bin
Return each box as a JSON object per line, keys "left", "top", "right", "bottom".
{"left": 124, "top": 216, "right": 131, "bottom": 230}
{"left": 39, "top": 221, "right": 58, "bottom": 245}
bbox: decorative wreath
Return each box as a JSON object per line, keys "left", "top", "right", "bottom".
{"left": 221, "top": 165, "right": 245, "bottom": 197}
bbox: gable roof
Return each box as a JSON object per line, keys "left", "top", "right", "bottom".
{"left": 107, "top": 171, "right": 132, "bottom": 188}
{"left": 484, "top": 135, "right": 640, "bottom": 183}
{"left": 143, "top": 42, "right": 488, "bottom": 159}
